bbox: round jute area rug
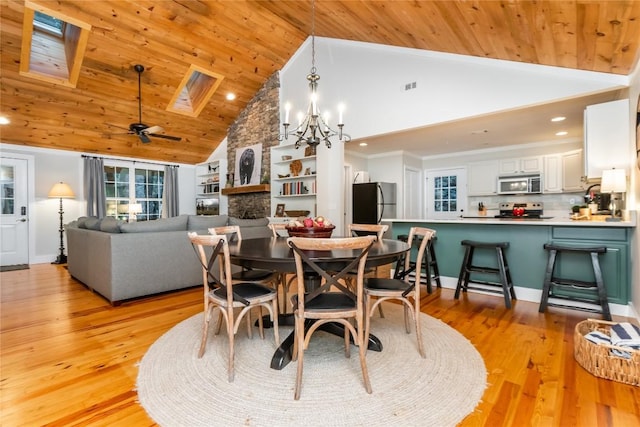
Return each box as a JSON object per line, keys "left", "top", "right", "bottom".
{"left": 137, "top": 305, "right": 486, "bottom": 426}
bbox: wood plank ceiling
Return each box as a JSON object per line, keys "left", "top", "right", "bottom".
{"left": 1, "top": 1, "right": 639, "bottom": 164}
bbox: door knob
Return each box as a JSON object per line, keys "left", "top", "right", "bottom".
{"left": 16, "top": 218, "right": 27, "bottom": 222}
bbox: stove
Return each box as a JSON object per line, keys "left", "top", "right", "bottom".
{"left": 495, "top": 202, "right": 545, "bottom": 219}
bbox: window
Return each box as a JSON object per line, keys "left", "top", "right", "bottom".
{"left": 434, "top": 175, "right": 457, "bottom": 213}
{"left": 0, "top": 165, "right": 15, "bottom": 215}
{"left": 33, "top": 11, "right": 64, "bottom": 37}
{"left": 20, "top": 3, "right": 90, "bottom": 87}
{"left": 104, "top": 163, "right": 164, "bottom": 221}
{"left": 425, "top": 168, "right": 467, "bottom": 219}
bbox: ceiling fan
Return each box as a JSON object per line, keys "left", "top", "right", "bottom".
{"left": 105, "top": 64, "right": 181, "bottom": 143}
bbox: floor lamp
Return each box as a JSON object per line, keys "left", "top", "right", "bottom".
{"left": 48, "top": 182, "right": 75, "bottom": 264}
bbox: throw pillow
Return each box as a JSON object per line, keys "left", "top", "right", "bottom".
{"left": 84, "top": 217, "right": 102, "bottom": 230}
{"left": 119, "top": 214, "right": 188, "bottom": 233}
{"left": 100, "top": 217, "right": 122, "bottom": 233}
{"left": 76, "top": 216, "right": 91, "bottom": 229}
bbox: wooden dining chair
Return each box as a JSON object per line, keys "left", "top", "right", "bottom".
{"left": 188, "top": 232, "right": 280, "bottom": 381}
{"left": 268, "top": 222, "right": 288, "bottom": 237}
{"left": 348, "top": 223, "right": 389, "bottom": 240}
{"left": 268, "top": 222, "right": 297, "bottom": 313}
{"left": 209, "top": 225, "right": 278, "bottom": 284}
{"left": 364, "top": 226, "right": 435, "bottom": 358}
{"left": 346, "top": 223, "right": 389, "bottom": 316}
{"left": 287, "top": 235, "right": 377, "bottom": 400}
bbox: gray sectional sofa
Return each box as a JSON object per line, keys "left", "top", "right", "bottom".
{"left": 65, "top": 214, "right": 272, "bottom": 305}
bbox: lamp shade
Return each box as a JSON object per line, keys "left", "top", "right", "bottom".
{"left": 48, "top": 182, "right": 75, "bottom": 198}
{"left": 600, "top": 169, "right": 626, "bottom": 193}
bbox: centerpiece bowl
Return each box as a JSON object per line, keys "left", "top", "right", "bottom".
{"left": 286, "top": 225, "right": 335, "bottom": 238}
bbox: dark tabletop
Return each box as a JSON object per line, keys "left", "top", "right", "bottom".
{"left": 227, "top": 237, "right": 409, "bottom": 272}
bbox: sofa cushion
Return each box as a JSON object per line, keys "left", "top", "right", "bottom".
{"left": 100, "top": 217, "right": 123, "bottom": 233}
{"left": 119, "top": 214, "right": 189, "bottom": 233}
{"left": 84, "top": 217, "right": 103, "bottom": 230}
{"left": 228, "top": 217, "right": 269, "bottom": 227}
{"left": 188, "top": 214, "right": 229, "bottom": 232}
{"left": 228, "top": 217, "right": 271, "bottom": 239}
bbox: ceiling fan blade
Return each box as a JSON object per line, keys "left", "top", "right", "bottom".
{"left": 148, "top": 133, "right": 182, "bottom": 141}
{"left": 144, "top": 125, "right": 164, "bottom": 134}
{"left": 138, "top": 133, "right": 151, "bottom": 143}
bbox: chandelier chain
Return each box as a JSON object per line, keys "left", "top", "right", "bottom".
{"left": 278, "top": 0, "right": 350, "bottom": 148}
{"left": 311, "top": 0, "right": 316, "bottom": 71}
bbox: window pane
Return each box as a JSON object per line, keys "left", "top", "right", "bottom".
{"left": 116, "top": 183, "right": 129, "bottom": 198}
{"left": 149, "top": 184, "right": 160, "bottom": 198}
{"left": 105, "top": 182, "right": 115, "bottom": 197}
{"left": 135, "top": 183, "right": 146, "bottom": 198}
{"left": 1, "top": 166, "right": 15, "bottom": 215}
{"left": 104, "top": 166, "right": 116, "bottom": 182}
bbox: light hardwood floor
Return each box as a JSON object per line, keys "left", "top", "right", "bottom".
{"left": 1, "top": 264, "right": 638, "bottom": 426}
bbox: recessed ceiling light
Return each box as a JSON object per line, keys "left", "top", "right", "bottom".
{"left": 226, "top": 93, "right": 236, "bottom": 101}
{"left": 0, "top": 116, "right": 9, "bottom": 125}
{"left": 359, "top": 142, "right": 368, "bottom": 147}
{"left": 551, "top": 116, "right": 566, "bottom": 122}
{"left": 555, "top": 131, "right": 568, "bottom": 136}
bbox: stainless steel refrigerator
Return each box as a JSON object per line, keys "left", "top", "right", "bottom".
{"left": 352, "top": 182, "right": 397, "bottom": 224}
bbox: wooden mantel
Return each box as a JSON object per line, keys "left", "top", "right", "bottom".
{"left": 221, "top": 184, "right": 271, "bottom": 195}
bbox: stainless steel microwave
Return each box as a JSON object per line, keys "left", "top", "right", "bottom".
{"left": 497, "top": 174, "right": 542, "bottom": 195}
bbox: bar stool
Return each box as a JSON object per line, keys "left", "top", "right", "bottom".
{"left": 396, "top": 233, "right": 441, "bottom": 293}
{"left": 539, "top": 243, "right": 610, "bottom": 320}
{"left": 455, "top": 240, "right": 516, "bottom": 308}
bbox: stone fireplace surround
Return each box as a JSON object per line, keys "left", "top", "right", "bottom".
{"left": 225, "top": 73, "right": 280, "bottom": 219}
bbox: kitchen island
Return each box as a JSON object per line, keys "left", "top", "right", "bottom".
{"left": 388, "top": 215, "right": 635, "bottom": 314}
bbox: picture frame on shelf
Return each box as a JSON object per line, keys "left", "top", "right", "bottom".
{"left": 275, "top": 203, "right": 285, "bottom": 217}
{"left": 304, "top": 145, "right": 316, "bottom": 157}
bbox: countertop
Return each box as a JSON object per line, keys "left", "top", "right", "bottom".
{"left": 387, "top": 211, "right": 636, "bottom": 228}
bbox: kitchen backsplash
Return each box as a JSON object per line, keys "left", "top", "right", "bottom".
{"left": 468, "top": 191, "right": 585, "bottom": 216}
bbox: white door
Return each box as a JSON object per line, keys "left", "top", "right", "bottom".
{"left": 404, "top": 166, "right": 422, "bottom": 219}
{"left": 1, "top": 157, "right": 29, "bottom": 266}
{"left": 425, "top": 168, "right": 467, "bottom": 219}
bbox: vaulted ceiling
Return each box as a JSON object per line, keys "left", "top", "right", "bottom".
{"left": 1, "top": 1, "right": 639, "bottom": 164}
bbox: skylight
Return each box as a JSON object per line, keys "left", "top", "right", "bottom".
{"left": 33, "top": 11, "right": 64, "bottom": 37}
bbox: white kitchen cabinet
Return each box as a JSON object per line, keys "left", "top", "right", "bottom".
{"left": 584, "top": 99, "right": 630, "bottom": 179}
{"left": 271, "top": 144, "right": 317, "bottom": 217}
{"left": 467, "top": 160, "right": 499, "bottom": 195}
{"left": 195, "top": 159, "right": 227, "bottom": 215}
{"left": 499, "top": 156, "right": 542, "bottom": 175}
{"left": 543, "top": 154, "right": 562, "bottom": 193}
{"left": 562, "top": 149, "right": 584, "bottom": 191}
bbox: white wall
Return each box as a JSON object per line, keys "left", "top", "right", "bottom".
{"left": 0, "top": 143, "right": 196, "bottom": 264}
{"left": 281, "top": 37, "right": 627, "bottom": 142}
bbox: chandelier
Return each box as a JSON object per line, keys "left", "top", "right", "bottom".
{"left": 280, "top": 0, "right": 350, "bottom": 149}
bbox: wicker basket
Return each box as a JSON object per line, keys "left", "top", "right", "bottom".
{"left": 574, "top": 319, "right": 640, "bottom": 386}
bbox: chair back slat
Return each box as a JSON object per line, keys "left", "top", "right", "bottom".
{"left": 348, "top": 223, "right": 388, "bottom": 241}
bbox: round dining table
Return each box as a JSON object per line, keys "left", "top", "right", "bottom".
{"left": 226, "top": 236, "right": 410, "bottom": 370}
